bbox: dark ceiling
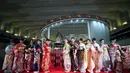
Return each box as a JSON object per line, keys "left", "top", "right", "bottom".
{"left": 0, "top": 0, "right": 130, "bottom": 39}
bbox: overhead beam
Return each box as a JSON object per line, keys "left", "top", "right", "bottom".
{"left": 12, "top": 23, "right": 44, "bottom": 28}
{"left": 0, "top": 3, "right": 129, "bottom": 14}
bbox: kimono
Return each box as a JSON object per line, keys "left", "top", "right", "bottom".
{"left": 42, "top": 42, "right": 51, "bottom": 72}
{"left": 70, "top": 43, "right": 78, "bottom": 72}
{"left": 109, "top": 43, "right": 119, "bottom": 69}
{"left": 93, "top": 43, "right": 103, "bottom": 72}
{"left": 115, "top": 50, "right": 122, "bottom": 73}
{"left": 33, "top": 44, "right": 42, "bottom": 71}
{"left": 63, "top": 43, "right": 71, "bottom": 72}
{"left": 101, "top": 44, "right": 111, "bottom": 71}
{"left": 123, "top": 47, "right": 130, "bottom": 69}
{"left": 12, "top": 43, "right": 25, "bottom": 73}
{"left": 2, "top": 45, "right": 14, "bottom": 73}
{"left": 24, "top": 48, "right": 34, "bottom": 72}
{"left": 77, "top": 43, "right": 87, "bottom": 72}
{"left": 86, "top": 44, "right": 95, "bottom": 73}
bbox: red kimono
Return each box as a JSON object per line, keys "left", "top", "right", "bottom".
{"left": 12, "top": 43, "right": 25, "bottom": 73}
{"left": 42, "top": 42, "right": 51, "bottom": 72}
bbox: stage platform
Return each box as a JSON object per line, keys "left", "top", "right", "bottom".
{"left": 1, "top": 66, "right": 129, "bottom": 73}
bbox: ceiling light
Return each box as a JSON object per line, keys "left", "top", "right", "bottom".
{"left": 52, "top": 25, "right": 54, "bottom": 27}
{"left": 113, "top": 27, "right": 116, "bottom": 30}
{"left": 93, "top": 21, "right": 96, "bottom": 24}
{"left": 6, "top": 31, "right": 9, "bottom": 33}
{"left": 60, "top": 22, "right": 62, "bottom": 24}
{"left": 81, "top": 20, "right": 84, "bottom": 22}
{"left": 97, "top": 22, "right": 100, "bottom": 24}
{"left": 14, "top": 34, "right": 18, "bottom": 36}
{"left": 123, "top": 21, "right": 127, "bottom": 25}
{"left": 32, "top": 38, "right": 35, "bottom": 39}
{"left": 70, "top": 20, "right": 73, "bottom": 22}
{"left": 76, "top": 19, "right": 79, "bottom": 22}
{"left": 24, "top": 36, "right": 28, "bottom": 38}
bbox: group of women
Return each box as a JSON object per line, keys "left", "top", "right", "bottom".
{"left": 2, "top": 39, "right": 52, "bottom": 73}
{"left": 62, "top": 38, "right": 125, "bottom": 73}
{"left": 2, "top": 37, "right": 124, "bottom": 73}
{"left": 62, "top": 38, "right": 112, "bottom": 73}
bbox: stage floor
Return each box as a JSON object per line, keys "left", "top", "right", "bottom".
{"left": 1, "top": 66, "right": 130, "bottom": 73}
{"left": 27, "top": 66, "right": 130, "bottom": 73}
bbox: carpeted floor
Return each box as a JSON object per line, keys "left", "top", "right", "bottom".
{"left": 1, "top": 66, "right": 130, "bottom": 73}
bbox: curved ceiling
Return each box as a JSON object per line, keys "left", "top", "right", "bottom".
{"left": 0, "top": 0, "right": 130, "bottom": 39}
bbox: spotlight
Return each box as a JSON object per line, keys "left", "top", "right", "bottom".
{"left": 14, "top": 34, "right": 18, "bottom": 36}
{"left": 60, "top": 22, "right": 62, "bottom": 24}
{"left": 24, "top": 36, "right": 28, "bottom": 38}
{"left": 113, "top": 27, "right": 116, "bottom": 30}
{"left": 52, "top": 25, "right": 54, "bottom": 27}
{"left": 123, "top": 21, "right": 127, "bottom": 25}
{"left": 97, "top": 22, "right": 100, "bottom": 24}
{"left": 6, "top": 31, "right": 9, "bottom": 33}
{"left": 93, "top": 21, "right": 96, "bottom": 24}
{"left": 76, "top": 19, "right": 79, "bottom": 22}
{"left": 70, "top": 20, "right": 73, "bottom": 22}
{"left": 81, "top": 20, "right": 84, "bottom": 22}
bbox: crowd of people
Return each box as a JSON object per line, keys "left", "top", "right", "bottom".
{"left": 1, "top": 37, "right": 130, "bottom": 73}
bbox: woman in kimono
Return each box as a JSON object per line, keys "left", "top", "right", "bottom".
{"left": 123, "top": 46, "right": 130, "bottom": 69}
{"left": 63, "top": 39, "right": 71, "bottom": 73}
{"left": 115, "top": 49, "right": 122, "bottom": 73}
{"left": 42, "top": 39, "right": 52, "bottom": 73}
{"left": 86, "top": 39, "right": 95, "bottom": 73}
{"left": 77, "top": 38, "right": 87, "bottom": 73}
{"left": 92, "top": 38, "right": 103, "bottom": 72}
{"left": 33, "top": 39, "right": 42, "bottom": 72}
{"left": 2, "top": 40, "right": 15, "bottom": 73}
{"left": 70, "top": 37, "right": 78, "bottom": 72}
{"left": 109, "top": 39, "right": 120, "bottom": 70}
{"left": 12, "top": 39, "right": 26, "bottom": 73}
{"left": 100, "top": 39, "right": 111, "bottom": 72}
{"left": 24, "top": 47, "right": 34, "bottom": 72}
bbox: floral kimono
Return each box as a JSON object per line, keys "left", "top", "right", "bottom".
{"left": 101, "top": 44, "right": 111, "bottom": 71}
{"left": 33, "top": 44, "right": 42, "bottom": 71}
{"left": 93, "top": 43, "right": 103, "bottom": 72}
{"left": 63, "top": 43, "right": 71, "bottom": 72}
{"left": 109, "top": 43, "right": 119, "bottom": 69}
{"left": 70, "top": 42, "right": 78, "bottom": 72}
{"left": 123, "top": 47, "right": 130, "bottom": 69}
{"left": 86, "top": 44, "right": 96, "bottom": 73}
{"left": 12, "top": 43, "right": 25, "bottom": 73}
{"left": 24, "top": 48, "right": 34, "bottom": 72}
{"left": 115, "top": 50, "right": 122, "bottom": 73}
{"left": 42, "top": 42, "right": 51, "bottom": 72}
{"left": 2, "top": 45, "right": 14, "bottom": 73}
{"left": 77, "top": 43, "right": 87, "bottom": 72}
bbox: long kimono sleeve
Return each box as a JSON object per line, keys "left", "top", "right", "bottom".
{"left": 5, "top": 46, "right": 9, "bottom": 53}
{"left": 97, "top": 44, "right": 103, "bottom": 52}
{"left": 83, "top": 44, "right": 86, "bottom": 50}
{"left": 91, "top": 45, "right": 96, "bottom": 52}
